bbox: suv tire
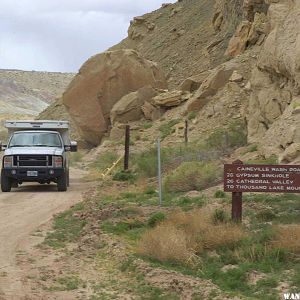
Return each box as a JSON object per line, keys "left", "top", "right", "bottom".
{"left": 57, "top": 173, "right": 67, "bottom": 192}
{"left": 1, "top": 174, "right": 12, "bottom": 192}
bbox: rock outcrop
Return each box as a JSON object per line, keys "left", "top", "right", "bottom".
{"left": 180, "top": 71, "right": 211, "bottom": 93}
{"left": 152, "top": 90, "right": 190, "bottom": 108}
{"left": 63, "top": 49, "right": 167, "bottom": 145}
{"left": 186, "top": 62, "right": 237, "bottom": 112}
{"left": 110, "top": 86, "right": 157, "bottom": 125}
{"left": 247, "top": 0, "right": 300, "bottom": 161}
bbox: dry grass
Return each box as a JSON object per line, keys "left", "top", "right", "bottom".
{"left": 138, "top": 224, "right": 193, "bottom": 264}
{"left": 138, "top": 209, "right": 246, "bottom": 264}
{"left": 272, "top": 225, "right": 300, "bottom": 253}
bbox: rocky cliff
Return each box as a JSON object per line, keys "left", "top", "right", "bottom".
{"left": 39, "top": 0, "right": 300, "bottom": 161}
{"left": 247, "top": 0, "right": 300, "bottom": 163}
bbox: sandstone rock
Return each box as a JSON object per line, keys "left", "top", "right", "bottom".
{"left": 110, "top": 86, "right": 157, "bottom": 125}
{"left": 129, "top": 17, "right": 156, "bottom": 41}
{"left": 248, "top": 1, "right": 300, "bottom": 146}
{"left": 243, "top": 0, "right": 269, "bottom": 21}
{"left": 226, "top": 21, "right": 252, "bottom": 57}
{"left": 63, "top": 49, "right": 167, "bottom": 145}
{"left": 152, "top": 90, "right": 189, "bottom": 107}
{"left": 279, "top": 143, "right": 300, "bottom": 163}
{"left": 109, "top": 126, "right": 126, "bottom": 141}
{"left": 186, "top": 63, "right": 236, "bottom": 112}
{"left": 212, "top": 11, "right": 224, "bottom": 32}
{"left": 141, "top": 101, "right": 164, "bottom": 121}
{"left": 230, "top": 71, "right": 244, "bottom": 83}
{"left": 247, "top": 12, "right": 269, "bottom": 45}
{"left": 180, "top": 71, "right": 210, "bottom": 92}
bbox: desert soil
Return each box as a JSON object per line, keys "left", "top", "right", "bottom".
{"left": 0, "top": 168, "right": 90, "bottom": 300}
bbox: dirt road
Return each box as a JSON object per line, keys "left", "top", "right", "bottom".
{"left": 0, "top": 168, "right": 89, "bottom": 300}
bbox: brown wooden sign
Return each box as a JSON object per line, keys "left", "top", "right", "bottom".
{"left": 224, "top": 164, "right": 300, "bottom": 193}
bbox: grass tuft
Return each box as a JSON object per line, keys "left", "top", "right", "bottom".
{"left": 164, "top": 161, "right": 221, "bottom": 193}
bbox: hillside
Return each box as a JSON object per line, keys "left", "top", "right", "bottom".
{"left": 0, "top": 69, "right": 74, "bottom": 140}
{"left": 111, "top": 0, "right": 243, "bottom": 88}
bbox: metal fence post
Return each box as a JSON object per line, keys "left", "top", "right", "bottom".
{"left": 124, "top": 125, "right": 130, "bottom": 171}
{"left": 157, "top": 138, "right": 163, "bottom": 206}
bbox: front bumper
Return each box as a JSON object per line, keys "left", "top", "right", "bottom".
{"left": 1, "top": 168, "right": 65, "bottom": 182}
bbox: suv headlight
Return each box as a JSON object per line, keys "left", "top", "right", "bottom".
{"left": 3, "top": 156, "right": 13, "bottom": 168}
{"left": 53, "top": 156, "right": 63, "bottom": 168}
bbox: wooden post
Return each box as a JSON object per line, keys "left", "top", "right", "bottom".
{"left": 124, "top": 125, "right": 130, "bottom": 171}
{"left": 184, "top": 120, "right": 188, "bottom": 145}
{"left": 232, "top": 159, "right": 243, "bottom": 222}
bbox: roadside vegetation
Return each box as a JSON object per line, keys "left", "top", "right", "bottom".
{"left": 41, "top": 180, "right": 300, "bottom": 299}
{"left": 37, "top": 118, "right": 300, "bottom": 299}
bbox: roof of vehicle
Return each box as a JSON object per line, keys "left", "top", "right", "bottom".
{"left": 5, "top": 120, "right": 69, "bottom": 130}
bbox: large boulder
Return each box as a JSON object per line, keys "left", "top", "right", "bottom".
{"left": 63, "top": 49, "right": 167, "bottom": 145}
{"left": 110, "top": 86, "right": 157, "bottom": 125}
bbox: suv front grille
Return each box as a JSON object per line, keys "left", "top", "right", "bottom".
{"left": 14, "top": 155, "right": 52, "bottom": 167}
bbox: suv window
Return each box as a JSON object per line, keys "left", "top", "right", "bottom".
{"left": 9, "top": 132, "right": 62, "bottom": 148}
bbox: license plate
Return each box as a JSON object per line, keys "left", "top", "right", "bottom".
{"left": 27, "top": 171, "right": 38, "bottom": 177}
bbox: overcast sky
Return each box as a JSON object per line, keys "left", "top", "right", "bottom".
{"left": 0, "top": 0, "right": 175, "bottom": 73}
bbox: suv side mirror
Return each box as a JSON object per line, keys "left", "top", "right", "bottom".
{"left": 0, "top": 143, "right": 7, "bottom": 151}
{"left": 65, "top": 141, "right": 78, "bottom": 152}
{"left": 70, "top": 141, "right": 78, "bottom": 152}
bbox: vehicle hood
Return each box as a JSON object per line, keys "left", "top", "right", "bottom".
{"left": 4, "top": 147, "right": 64, "bottom": 156}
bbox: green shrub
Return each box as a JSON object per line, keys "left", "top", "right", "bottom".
{"left": 246, "top": 155, "right": 278, "bottom": 165}
{"left": 144, "top": 186, "right": 157, "bottom": 195}
{"left": 69, "top": 152, "right": 83, "bottom": 167}
{"left": 147, "top": 212, "right": 166, "bottom": 228}
{"left": 159, "top": 119, "right": 180, "bottom": 139}
{"left": 188, "top": 112, "right": 197, "bottom": 120}
{"left": 212, "top": 208, "right": 228, "bottom": 224}
{"left": 164, "top": 161, "right": 221, "bottom": 193}
{"left": 206, "top": 120, "right": 247, "bottom": 152}
{"left": 143, "top": 122, "right": 153, "bottom": 129}
{"left": 256, "top": 209, "right": 277, "bottom": 222}
{"left": 248, "top": 144, "right": 258, "bottom": 153}
{"left": 214, "top": 190, "right": 226, "bottom": 198}
{"left": 134, "top": 148, "right": 158, "bottom": 177}
{"left": 90, "top": 152, "right": 118, "bottom": 171}
{"left": 113, "top": 170, "right": 137, "bottom": 182}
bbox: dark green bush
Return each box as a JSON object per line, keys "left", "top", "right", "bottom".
{"left": 206, "top": 120, "right": 247, "bottom": 153}
{"left": 215, "top": 190, "right": 226, "bottom": 198}
{"left": 159, "top": 119, "right": 181, "bottom": 139}
{"left": 147, "top": 212, "right": 166, "bottom": 228}
{"left": 113, "top": 170, "right": 137, "bottom": 182}
{"left": 164, "top": 161, "right": 221, "bottom": 193}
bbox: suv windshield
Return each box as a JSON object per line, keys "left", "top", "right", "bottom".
{"left": 9, "top": 132, "right": 62, "bottom": 148}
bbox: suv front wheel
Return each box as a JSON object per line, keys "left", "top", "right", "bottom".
{"left": 57, "top": 172, "right": 67, "bottom": 192}
{"left": 1, "top": 173, "right": 12, "bottom": 192}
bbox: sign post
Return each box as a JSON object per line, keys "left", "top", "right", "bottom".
{"left": 231, "top": 160, "right": 243, "bottom": 222}
{"left": 224, "top": 162, "right": 300, "bottom": 222}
